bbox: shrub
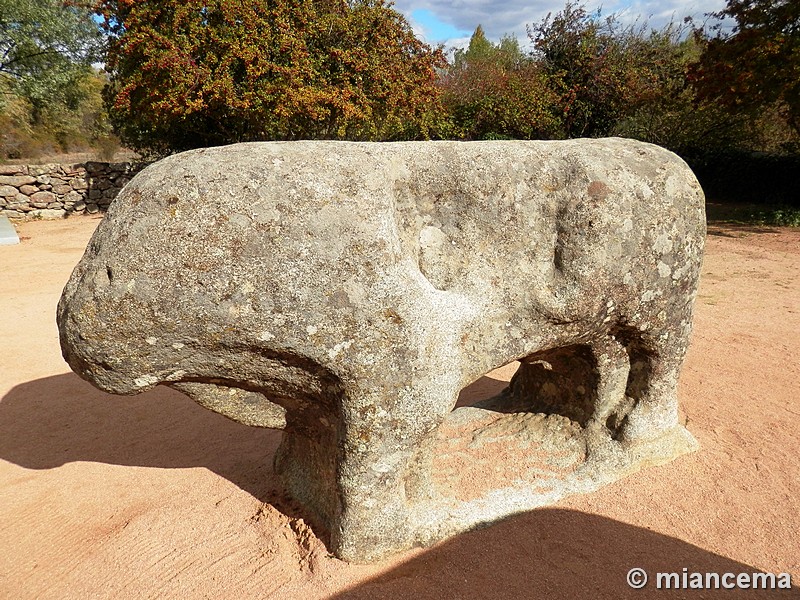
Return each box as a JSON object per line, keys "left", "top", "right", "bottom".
{"left": 97, "top": 0, "right": 446, "bottom": 156}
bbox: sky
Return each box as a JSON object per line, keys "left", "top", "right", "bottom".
{"left": 395, "top": 0, "right": 729, "bottom": 50}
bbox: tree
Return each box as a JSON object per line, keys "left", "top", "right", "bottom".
{"left": 463, "top": 24, "right": 494, "bottom": 62}
{"left": 440, "top": 27, "right": 561, "bottom": 140}
{"left": 0, "top": 0, "right": 102, "bottom": 113}
{"left": 0, "top": 68, "right": 116, "bottom": 159}
{"left": 528, "top": 2, "right": 641, "bottom": 138}
{"left": 528, "top": 2, "right": 732, "bottom": 145}
{"left": 95, "top": 0, "right": 445, "bottom": 156}
{"left": 690, "top": 0, "right": 800, "bottom": 136}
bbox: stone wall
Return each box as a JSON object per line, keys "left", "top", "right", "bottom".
{"left": 0, "top": 161, "right": 143, "bottom": 220}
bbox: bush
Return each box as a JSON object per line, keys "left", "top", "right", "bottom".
{"left": 98, "top": 0, "right": 446, "bottom": 156}
{"left": 439, "top": 28, "right": 562, "bottom": 140}
{"left": 0, "top": 69, "right": 117, "bottom": 161}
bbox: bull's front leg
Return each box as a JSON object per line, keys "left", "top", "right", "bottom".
{"left": 331, "top": 385, "right": 453, "bottom": 563}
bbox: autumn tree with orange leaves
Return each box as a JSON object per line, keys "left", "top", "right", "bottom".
{"left": 95, "top": 0, "right": 445, "bottom": 156}
{"left": 690, "top": 0, "right": 800, "bottom": 137}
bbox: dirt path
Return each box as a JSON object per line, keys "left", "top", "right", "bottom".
{"left": 1, "top": 218, "right": 798, "bottom": 598}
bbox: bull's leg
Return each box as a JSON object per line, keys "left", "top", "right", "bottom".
{"left": 331, "top": 388, "right": 453, "bottom": 563}
{"left": 273, "top": 403, "right": 424, "bottom": 564}
{"left": 587, "top": 336, "right": 630, "bottom": 434}
{"left": 274, "top": 425, "right": 340, "bottom": 534}
{"left": 616, "top": 332, "right": 688, "bottom": 443}
{"left": 479, "top": 339, "right": 629, "bottom": 431}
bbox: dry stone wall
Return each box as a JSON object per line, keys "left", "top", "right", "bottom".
{"left": 0, "top": 161, "right": 143, "bottom": 220}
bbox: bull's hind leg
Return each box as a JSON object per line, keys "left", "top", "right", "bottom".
{"left": 587, "top": 336, "right": 631, "bottom": 434}
{"left": 480, "top": 337, "right": 630, "bottom": 432}
{"left": 613, "top": 329, "right": 692, "bottom": 444}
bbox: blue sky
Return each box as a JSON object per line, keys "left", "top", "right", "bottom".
{"left": 397, "top": 0, "right": 728, "bottom": 49}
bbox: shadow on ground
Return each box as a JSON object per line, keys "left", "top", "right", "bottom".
{"left": 1, "top": 373, "right": 796, "bottom": 599}
{"left": 707, "top": 225, "right": 781, "bottom": 238}
{"left": 330, "top": 509, "right": 797, "bottom": 600}
{"left": 0, "top": 373, "right": 283, "bottom": 500}
{"left": 0, "top": 371, "right": 507, "bottom": 504}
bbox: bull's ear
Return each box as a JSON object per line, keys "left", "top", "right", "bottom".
{"left": 170, "top": 382, "right": 287, "bottom": 429}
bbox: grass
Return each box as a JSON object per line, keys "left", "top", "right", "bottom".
{"left": 706, "top": 202, "right": 800, "bottom": 227}
{"left": 748, "top": 206, "right": 800, "bottom": 227}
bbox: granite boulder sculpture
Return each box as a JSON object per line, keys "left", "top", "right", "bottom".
{"left": 58, "top": 139, "right": 705, "bottom": 562}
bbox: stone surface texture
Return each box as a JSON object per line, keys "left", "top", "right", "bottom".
{"left": 58, "top": 139, "right": 706, "bottom": 563}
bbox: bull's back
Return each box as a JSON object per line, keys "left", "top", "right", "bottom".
{"left": 60, "top": 139, "right": 704, "bottom": 392}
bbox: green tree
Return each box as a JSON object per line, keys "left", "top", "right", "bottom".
{"left": 528, "top": 1, "right": 743, "bottom": 147}
{"left": 0, "top": 68, "right": 115, "bottom": 159}
{"left": 690, "top": 0, "right": 800, "bottom": 137}
{"left": 611, "top": 36, "right": 755, "bottom": 157}
{"left": 441, "top": 27, "right": 561, "bottom": 140}
{"left": 0, "top": 0, "right": 102, "bottom": 113}
{"left": 464, "top": 24, "right": 494, "bottom": 62}
{"left": 96, "top": 0, "right": 445, "bottom": 156}
{"left": 529, "top": 2, "right": 639, "bottom": 137}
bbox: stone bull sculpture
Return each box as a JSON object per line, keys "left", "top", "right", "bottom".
{"left": 58, "top": 139, "right": 705, "bottom": 562}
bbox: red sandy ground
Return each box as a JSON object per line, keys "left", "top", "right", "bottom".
{"left": 0, "top": 217, "right": 798, "bottom": 599}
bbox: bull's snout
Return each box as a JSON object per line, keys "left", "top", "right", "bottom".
{"left": 58, "top": 264, "right": 159, "bottom": 396}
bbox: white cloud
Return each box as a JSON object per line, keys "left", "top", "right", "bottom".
{"left": 394, "top": 0, "right": 729, "bottom": 49}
